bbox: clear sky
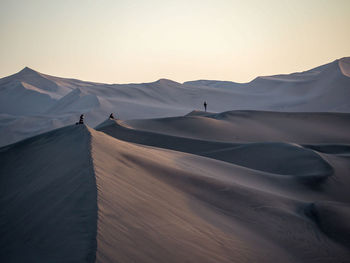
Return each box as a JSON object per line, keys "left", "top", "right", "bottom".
{"left": 1, "top": 0, "right": 349, "bottom": 83}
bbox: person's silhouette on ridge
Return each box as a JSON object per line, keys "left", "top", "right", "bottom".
{"left": 204, "top": 101, "right": 207, "bottom": 112}
{"left": 109, "top": 113, "right": 115, "bottom": 119}
{"left": 78, "top": 114, "right": 84, "bottom": 124}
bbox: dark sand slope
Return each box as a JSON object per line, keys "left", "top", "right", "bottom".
{"left": 90, "top": 129, "right": 350, "bottom": 263}
{"left": 0, "top": 125, "right": 97, "bottom": 262}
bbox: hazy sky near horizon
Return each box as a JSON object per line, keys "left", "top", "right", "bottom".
{"left": 1, "top": 0, "right": 349, "bottom": 83}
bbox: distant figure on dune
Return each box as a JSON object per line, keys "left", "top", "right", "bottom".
{"left": 109, "top": 113, "right": 115, "bottom": 119}
{"left": 76, "top": 114, "right": 84, "bottom": 125}
{"left": 204, "top": 101, "right": 207, "bottom": 112}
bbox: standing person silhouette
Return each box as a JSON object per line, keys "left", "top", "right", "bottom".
{"left": 204, "top": 101, "right": 207, "bottom": 112}
{"left": 78, "top": 114, "right": 84, "bottom": 124}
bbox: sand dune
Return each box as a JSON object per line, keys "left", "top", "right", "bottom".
{"left": 122, "top": 110, "right": 350, "bottom": 144}
{"left": 94, "top": 110, "right": 350, "bottom": 261}
{"left": 97, "top": 111, "right": 350, "bottom": 196}
{"left": 0, "top": 81, "right": 56, "bottom": 115}
{"left": 2, "top": 107, "right": 349, "bottom": 262}
{"left": 91, "top": 129, "right": 300, "bottom": 263}
{"left": 47, "top": 88, "right": 101, "bottom": 114}
{"left": 93, "top": 112, "right": 350, "bottom": 262}
{"left": 339, "top": 57, "right": 350, "bottom": 77}
{"left": 0, "top": 125, "right": 97, "bottom": 262}
{"left": 306, "top": 201, "right": 350, "bottom": 245}
{"left": 1, "top": 56, "right": 350, "bottom": 262}
{"left": 1, "top": 57, "right": 350, "bottom": 146}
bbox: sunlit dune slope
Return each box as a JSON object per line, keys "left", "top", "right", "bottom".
{"left": 91, "top": 126, "right": 350, "bottom": 262}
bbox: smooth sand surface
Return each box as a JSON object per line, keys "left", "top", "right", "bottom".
{"left": 94, "top": 111, "right": 350, "bottom": 262}
{"left": 0, "top": 125, "right": 97, "bottom": 262}
{"left": 123, "top": 110, "right": 350, "bottom": 144}
{"left": 1, "top": 110, "right": 350, "bottom": 262}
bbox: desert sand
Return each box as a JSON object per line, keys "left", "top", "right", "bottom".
{"left": 1, "top": 57, "right": 350, "bottom": 146}
{"left": 1, "top": 55, "right": 350, "bottom": 262}
{"left": 1, "top": 110, "right": 350, "bottom": 262}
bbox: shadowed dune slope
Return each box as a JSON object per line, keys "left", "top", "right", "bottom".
{"left": 306, "top": 201, "right": 350, "bottom": 246}
{"left": 97, "top": 118, "right": 335, "bottom": 184}
{"left": 96, "top": 114, "right": 350, "bottom": 197}
{"left": 0, "top": 125, "right": 97, "bottom": 263}
{"left": 200, "top": 142, "right": 333, "bottom": 177}
{"left": 96, "top": 118, "right": 237, "bottom": 155}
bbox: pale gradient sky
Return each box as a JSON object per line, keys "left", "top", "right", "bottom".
{"left": 0, "top": 0, "right": 349, "bottom": 83}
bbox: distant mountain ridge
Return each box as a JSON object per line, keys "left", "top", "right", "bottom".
{"left": 0, "top": 57, "right": 349, "bottom": 146}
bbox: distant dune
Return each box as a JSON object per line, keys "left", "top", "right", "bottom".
{"left": 1, "top": 110, "right": 350, "bottom": 262}
{"left": 121, "top": 110, "right": 350, "bottom": 144}
{"left": 1, "top": 57, "right": 350, "bottom": 146}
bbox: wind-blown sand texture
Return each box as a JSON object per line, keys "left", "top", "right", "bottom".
{"left": 1, "top": 111, "right": 350, "bottom": 262}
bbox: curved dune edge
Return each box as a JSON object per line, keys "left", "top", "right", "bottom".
{"left": 90, "top": 128, "right": 350, "bottom": 263}
{"left": 339, "top": 57, "right": 350, "bottom": 77}
{"left": 200, "top": 142, "right": 333, "bottom": 178}
{"left": 303, "top": 144, "right": 350, "bottom": 155}
{"left": 97, "top": 119, "right": 334, "bottom": 186}
{"left": 122, "top": 111, "right": 350, "bottom": 144}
